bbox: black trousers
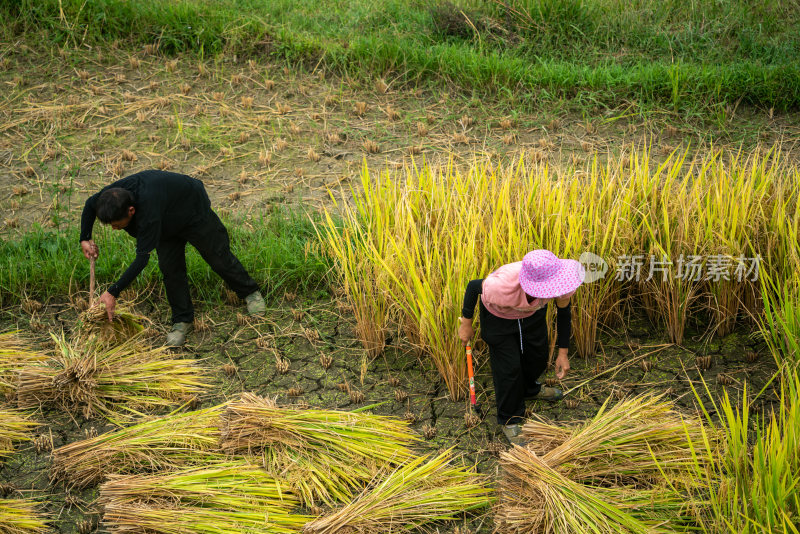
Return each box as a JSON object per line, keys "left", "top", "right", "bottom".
{"left": 479, "top": 302, "right": 549, "bottom": 425}
{"left": 157, "top": 210, "right": 259, "bottom": 324}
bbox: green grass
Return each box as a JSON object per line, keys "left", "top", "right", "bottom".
{"left": 3, "top": 0, "right": 800, "bottom": 112}
{"left": 0, "top": 207, "right": 331, "bottom": 306}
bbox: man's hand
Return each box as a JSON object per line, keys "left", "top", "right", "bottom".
{"left": 457, "top": 317, "right": 474, "bottom": 346}
{"left": 81, "top": 240, "right": 99, "bottom": 259}
{"left": 555, "top": 348, "right": 570, "bottom": 380}
{"left": 98, "top": 291, "right": 116, "bottom": 322}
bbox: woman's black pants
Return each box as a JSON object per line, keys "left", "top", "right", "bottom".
{"left": 479, "top": 302, "right": 549, "bottom": 425}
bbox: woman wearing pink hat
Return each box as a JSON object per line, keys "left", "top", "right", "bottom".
{"left": 458, "top": 249, "right": 585, "bottom": 445}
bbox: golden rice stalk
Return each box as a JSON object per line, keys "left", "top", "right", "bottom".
{"left": 51, "top": 404, "right": 226, "bottom": 489}
{"left": 99, "top": 461, "right": 308, "bottom": 534}
{"left": 101, "top": 503, "right": 307, "bottom": 534}
{"left": 0, "top": 498, "right": 48, "bottom": 533}
{"left": 17, "top": 334, "right": 209, "bottom": 424}
{"left": 74, "top": 303, "right": 149, "bottom": 345}
{"left": 0, "top": 409, "right": 37, "bottom": 460}
{"left": 522, "top": 393, "right": 717, "bottom": 485}
{"left": 221, "top": 393, "right": 416, "bottom": 459}
{"left": 497, "top": 446, "right": 699, "bottom": 534}
{"left": 0, "top": 332, "right": 46, "bottom": 400}
{"left": 302, "top": 450, "right": 494, "bottom": 533}
{"left": 221, "top": 393, "right": 418, "bottom": 506}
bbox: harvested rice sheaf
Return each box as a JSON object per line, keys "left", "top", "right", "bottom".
{"left": 0, "top": 332, "right": 46, "bottom": 400}
{"left": 99, "top": 461, "right": 309, "bottom": 534}
{"left": 221, "top": 393, "right": 418, "bottom": 506}
{"left": 0, "top": 409, "right": 37, "bottom": 460}
{"left": 51, "top": 404, "right": 226, "bottom": 489}
{"left": 498, "top": 394, "right": 717, "bottom": 533}
{"left": 75, "top": 303, "right": 149, "bottom": 345}
{"left": 0, "top": 498, "right": 48, "bottom": 533}
{"left": 17, "top": 334, "right": 209, "bottom": 424}
{"left": 302, "top": 450, "right": 494, "bottom": 534}
{"left": 521, "top": 393, "right": 717, "bottom": 484}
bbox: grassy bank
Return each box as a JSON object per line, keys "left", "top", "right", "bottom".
{"left": 0, "top": 207, "right": 329, "bottom": 306}
{"left": 3, "top": 0, "right": 799, "bottom": 112}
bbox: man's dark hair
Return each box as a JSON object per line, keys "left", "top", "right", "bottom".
{"left": 96, "top": 188, "right": 135, "bottom": 223}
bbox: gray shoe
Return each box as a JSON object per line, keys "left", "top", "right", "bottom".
{"left": 245, "top": 291, "right": 266, "bottom": 316}
{"left": 533, "top": 386, "right": 564, "bottom": 401}
{"left": 502, "top": 424, "right": 526, "bottom": 446}
{"left": 166, "top": 322, "right": 193, "bottom": 347}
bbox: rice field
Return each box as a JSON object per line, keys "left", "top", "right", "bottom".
{"left": 1, "top": 9, "right": 799, "bottom": 533}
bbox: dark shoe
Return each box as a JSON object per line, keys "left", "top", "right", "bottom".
{"left": 502, "top": 424, "right": 527, "bottom": 446}
{"left": 166, "top": 322, "right": 193, "bottom": 347}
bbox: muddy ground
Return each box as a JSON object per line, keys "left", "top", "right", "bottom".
{"left": 0, "top": 292, "right": 780, "bottom": 533}
{"left": 0, "top": 39, "right": 790, "bottom": 533}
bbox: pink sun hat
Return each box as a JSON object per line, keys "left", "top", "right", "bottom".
{"left": 518, "top": 250, "right": 585, "bottom": 299}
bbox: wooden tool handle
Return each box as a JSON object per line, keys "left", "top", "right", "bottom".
{"left": 89, "top": 256, "right": 96, "bottom": 307}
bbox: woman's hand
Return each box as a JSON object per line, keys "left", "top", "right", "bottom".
{"left": 555, "top": 348, "right": 570, "bottom": 379}
{"left": 457, "top": 317, "right": 474, "bottom": 346}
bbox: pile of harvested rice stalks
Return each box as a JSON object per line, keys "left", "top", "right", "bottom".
{"left": 302, "top": 450, "right": 494, "bottom": 533}
{"left": 221, "top": 393, "right": 418, "bottom": 505}
{"left": 0, "top": 332, "right": 46, "bottom": 401}
{"left": 0, "top": 498, "right": 48, "bottom": 533}
{"left": 99, "top": 461, "right": 309, "bottom": 534}
{"left": 51, "top": 404, "right": 226, "bottom": 489}
{"left": 496, "top": 394, "right": 717, "bottom": 533}
{"left": 0, "top": 409, "right": 37, "bottom": 460}
{"left": 17, "top": 333, "right": 209, "bottom": 424}
{"left": 74, "top": 303, "right": 150, "bottom": 345}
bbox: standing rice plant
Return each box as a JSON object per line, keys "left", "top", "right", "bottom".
{"left": 0, "top": 409, "right": 37, "bottom": 460}
{"left": 100, "top": 461, "right": 308, "bottom": 534}
{"left": 301, "top": 450, "right": 493, "bottom": 534}
{"left": 220, "top": 393, "right": 417, "bottom": 506}
{"left": 51, "top": 403, "right": 226, "bottom": 489}
{"left": 321, "top": 217, "right": 388, "bottom": 360}
{"left": 0, "top": 332, "right": 46, "bottom": 400}
{"left": 697, "top": 149, "right": 775, "bottom": 337}
{"left": 0, "top": 498, "right": 48, "bottom": 533}
{"left": 640, "top": 151, "right": 708, "bottom": 344}
{"left": 17, "top": 333, "right": 209, "bottom": 424}
{"left": 685, "top": 366, "right": 800, "bottom": 533}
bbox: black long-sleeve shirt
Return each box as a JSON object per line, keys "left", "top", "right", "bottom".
{"left": 461, "top": 278, "right": 573, "bottom": 349}
{"left": 80, "top": 170, "right": 210, "bottom": 297}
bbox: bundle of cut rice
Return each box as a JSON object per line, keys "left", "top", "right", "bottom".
{"left": 0, "top": 332, "right": 46, "bottom": 400}
{"left": 74, "top": 303, "right": 150, "bottom": 345}
{"left": 99, "top": 461, "right": 309, "bottom": 534}
{"left": 220, "top": 393, "right": 418, "bottom": 506}
{"left": 0, "top": 498, "right": 48, "bottom": 533}
{"left": 17, "top": 333, "right": 208, "bottom": 424}
{"left": 0, "top": 409, "right": 37, "bottom": 460}
{"left": 51, "top": 404, "right": 225, "bottom": 489}
{"left": 302, "top": 450, "right": 494, "bottom": 533}
{"left": 497, "top": 394, "right": 717, "bottom": 533}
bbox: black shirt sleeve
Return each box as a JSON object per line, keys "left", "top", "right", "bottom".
{"left": 556, "top": 300, "right": 572, "bottom": 349}
{"left": 79, "top": 193, "right": 101, "bottom": 242}
{"left": 107, "top": 219, "right": 161, "bottom": 297}
{"left": 461, "top": 278, "right": 484, "bottom": 319}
